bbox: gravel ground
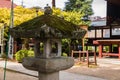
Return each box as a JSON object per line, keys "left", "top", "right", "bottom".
{"left": 66, "top": 62, "right": 120, "bottom": 80}
{"left": 1, "top": 58, "right": 120, "bottom": 80}
{"left": 0, "top": 68, "right": 38, "bottom": 80}
{"left": 1, "top": 64, "right": 120, "bottom": 80}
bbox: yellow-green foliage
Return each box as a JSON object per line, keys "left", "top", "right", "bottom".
{"left": 52, "top": 8, "right": 86, "bottom": 25}
{"left": 0, "top": 6, "right": 44, "bottom": 38}
{"left": 62, "top": 52, "right": 68, "bottom": 57}
{"left": 15, "top": 49, "right": 34, "bottom": 62}
{"left": 0, "top": 8, "right": 10, "bottom": 25}
{"left": 14, "top": 6, "right": 43, "bottom": 26}
{"left": 0, "top": 6, "right": 88, "bottom": 28}
{"left": 0, "top": 6, "right": 44, "bottom": 27}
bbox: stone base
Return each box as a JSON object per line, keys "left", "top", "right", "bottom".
{"left": 39, "top": 72, "right": 59, "bottom": 80}
{"left": 22, "top": 57, "right": 74, "bottom": 73}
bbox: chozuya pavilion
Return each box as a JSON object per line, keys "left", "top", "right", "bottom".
{"left": 9, "top": 5, "right": 86, "bottom": 80}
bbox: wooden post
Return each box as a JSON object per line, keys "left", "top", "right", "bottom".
{"left": 78, "top": 51, "right": 81, "bottom": 61}
{"left": 71, "top": 50, "right": 73, "bottom": 57}
{"left": 82, "top": 38, "right": 85, "bottom": 51}
{"left": 101, "top": 28, "right": 103, "bottom": 39}
{"left": 94, "top": 51, "right": 97, "bottom": 65}
{"left": 86, "top": 51, "right": 89, "bottom": 67}
{"left": 13, "top": 41, "right": 17, "bottom": 54}
{"left": 109, "top": 44, "right": 112, "bottom": 53}
{"left": 118, "top": 44, "right": 120, "bottom": 59}
{"left": 99, "top": 44, "right": 102, "bottom": 58}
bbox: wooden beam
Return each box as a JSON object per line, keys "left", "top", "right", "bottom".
{"left": 107, "top": 0, "right": 120, "bottom": 5}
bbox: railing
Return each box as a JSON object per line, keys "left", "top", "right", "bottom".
{"left": 71, "top": 50, "right": 97, "bottom": 67}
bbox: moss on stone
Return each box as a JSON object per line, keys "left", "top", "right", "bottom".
{"left": 10, "top": 15, "right": 86, "bottom": 39}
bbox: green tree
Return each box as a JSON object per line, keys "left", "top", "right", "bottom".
{"left": 65, "top": 0, "right": 94, "bottom": 16}
{"left": 14, "top": 6, "right": 43, "bottom": 26}
{"left": 0, "top": 6, "right": 44, "bottom": 36}
{"left": 53, "top": 8, "right": 85, "bottom": 25}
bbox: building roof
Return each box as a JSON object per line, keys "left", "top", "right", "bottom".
{"left": 0, "top": 0, "right": 17, "bottom": 8}
{"left": 93, "top": 39, "right": 120, "bottom": 44}
{"left": 89, "top": 16, "right": 106, "bottom": 27}
{"left": 90, "top": 20, "right": 106, "bottom": 27}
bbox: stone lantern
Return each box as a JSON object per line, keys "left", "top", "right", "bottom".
{"left": 9, "top": 5, "right": 86, "bottom": 80}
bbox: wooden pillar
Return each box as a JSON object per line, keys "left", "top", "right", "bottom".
{"left": 95, "top": 28, "right": 97, "bottom": 38}
{"left": 14, "top": 41, "right": 17, "bottom": 54}
{"left": 101, "top": 28, "right": 103, "bottom": 39}
{"left": 94, "top": 51, "right": 97, "bottom": 65}
{"left": 110, "top": 25, "right": 112, "bottom": 38}
{"left": 86, "top": 51, "right": 89, "bottom": 67}
{"left": 82, "top": 38, "right": 85, "bottom": 51}
{"left": 109, "top": 44, "right": 112, "bottom": 53}
{"left": 95, "top": 45, "right": 97, "bottom": 52}
{"left": 99, "top": 44, "right": 102, "bottom": 58}
{"left": 118, "top": 44, "right": 120, "bottom": 59}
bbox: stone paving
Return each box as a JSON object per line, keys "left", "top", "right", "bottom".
{"left": 0, "top": 58, "right": 107, "bottom": 80}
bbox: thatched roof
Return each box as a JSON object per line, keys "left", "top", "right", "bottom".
{"left": 9, "top": 15, "right": 86, "bottom": 39}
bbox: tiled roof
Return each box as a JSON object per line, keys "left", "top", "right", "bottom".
{"left": 90, "top": 20, "right": 106, "bottom": 27}
{"left": 0, "top": 0, "right": 17, "bottom": 8}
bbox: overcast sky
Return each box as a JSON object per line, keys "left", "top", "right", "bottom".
{"left": 92, "top": 0, "right": 106, "bottom": 17}
{"left": 14, "top": 0, "right": 106, "bottom": 17}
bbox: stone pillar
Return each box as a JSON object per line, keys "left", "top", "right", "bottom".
{"left": 39, "top": 72, "right": 59, "bottom": 80}
{"left": 57, "top": 40, "right": 62, "bottom": 57}
{"left": 43, "top": 39, "right": 51, "bottom": 58}
{"left": 34, "top": 38, "right": 40, "bottom": 57}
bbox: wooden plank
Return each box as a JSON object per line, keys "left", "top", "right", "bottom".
{"left": 102, "top": 53, "right": 119, "bottom": 56}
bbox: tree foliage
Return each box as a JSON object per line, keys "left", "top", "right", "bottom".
{"left": 65, "top": 0, "right": 94, "bottom": 16}
{"left": 0, "top": 6, "right": 88, "bottom": 38}
{"left": 0, "top": 6, "right": 88, "bottom": 29}
{"left": 14, "top": 6, "right": 43, "bottom": 26}
{"left": 53, "top": 8, "right": 86, "bottom": 25}
{"left": 0, "top": 8, "right": 10, "bottom": 25}
{"left": 0, "top": 6, "right": 44, "bottom": 27}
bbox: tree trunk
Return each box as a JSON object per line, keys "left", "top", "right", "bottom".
{"left": 52, "top": 0, "right": 56, "bottom": 8}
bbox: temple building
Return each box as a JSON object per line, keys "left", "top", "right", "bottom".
{"left": 86, "top": 0, "right": 120, "bottom": 59}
